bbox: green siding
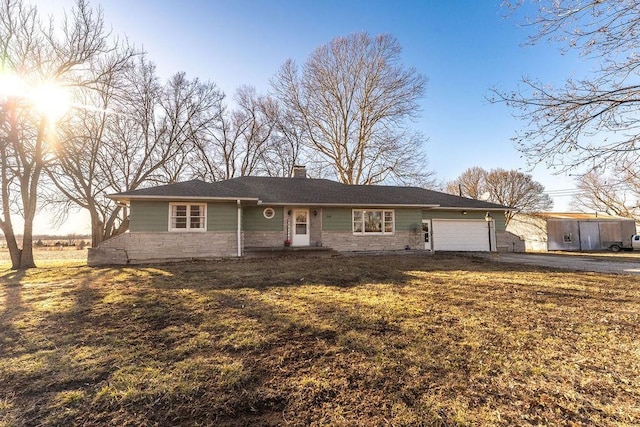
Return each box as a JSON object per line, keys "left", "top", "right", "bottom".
{"left": 130, "top": 201, "right": 168, "bottom": 232}
{"left": 130, "top": 201, "right": 505, "bottom": 234}
{"left": 322, "top": 208, "right": 352, "bottom": 231}
{"left": 423, "top": 210, "right": 506, "bottom": 232}
{"left": 208, "top": 202, "right": 238, "bottom": 231}
{"left": 129, "top": 201, "right": 238, "bottom": 232}
{"left": 395, "top": 209, "right": 423, "bottom": 231}
{"left": 243, "top": 206, "right": 283, "bottom": 232}
{"left": 323, "top": 207, "right": 422, "bottom": 232}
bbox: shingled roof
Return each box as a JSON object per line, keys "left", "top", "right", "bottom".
{"left": 109, "top": 176, "right": 509, "bottom": 210}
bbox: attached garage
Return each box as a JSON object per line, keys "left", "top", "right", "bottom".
{"left": 431, "top": 219, "right": 491, "bottom": 251}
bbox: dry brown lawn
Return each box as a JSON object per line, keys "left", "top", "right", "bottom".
{"left": 1, "top": 253, "right": 639, "bottom": 426}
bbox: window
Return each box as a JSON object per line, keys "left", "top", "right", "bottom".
{"left": 563, "top": 232, "right": 572, "bottom": 243}
{"left": 169, "top": 203, "right": 206, "bottom": 231}
{"left": 295, "top": 211, "right": 307, "bottom": 235}
{"left": 352, "top": 209, "right": 394, "bottom": 235}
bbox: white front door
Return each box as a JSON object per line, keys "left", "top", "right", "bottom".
{"left": 422, "top": 219, "right": 432, "bottom": 250}
{"left": 291, "top": 209, "right": 310, "bottom": 246}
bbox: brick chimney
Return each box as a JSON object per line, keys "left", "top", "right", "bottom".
{"left": 292, "top": 165, "right": 307, "bottom": 178}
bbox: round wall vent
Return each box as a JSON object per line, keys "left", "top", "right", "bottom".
{"left": 263, "top": 207, "right": 276, "bottom": 219}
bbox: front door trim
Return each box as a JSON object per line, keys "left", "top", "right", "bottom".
{"left": 291, "top": 208, "right": 310, "bottom": 246}
{"left": 422, "top": 219, "right": 432, "bottom": 251}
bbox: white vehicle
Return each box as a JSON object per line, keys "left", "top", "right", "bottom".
{"left": 609, "top": 234, "right": 640, "bottom": 252}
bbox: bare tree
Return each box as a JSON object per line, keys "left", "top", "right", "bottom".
{"left": 446, "top": 167, "right": 553, "bottom": 225}
{"left": 191, "top": 86, "right": 279, "bottom": 181}
{"left": 260, "top": 99, "right": 303, "bottom": 178}
{"left": 48, "top": 56, "right": 224, "bottom": 247}
{"left": 572, "top": 168, "right": 640, "bottom": 218}
{"left": 484, "top": 169, "right": 553, "bottom": 225}
{"left": 272, "top": 32, "right": 434, "bottom": 186}
{"left": 0, "top": 0, "right": 114, "bottom": 269}
{"left": 444, "top": 166, "right": 487, "bottom": 199}
{"left": 227, "top": 86, "right": 278, "bottom": 177}
{"left": 46, "top": 49, "right": 135, "bottom": 248}
{"left": 495, "top": 1, "right": 640, "bottom": 174}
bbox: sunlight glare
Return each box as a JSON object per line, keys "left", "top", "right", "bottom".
{"left": 0, "top": 73, "right": 70, "bottom": 121}
{"left": 0, "top": 73, "right": 28, "bottom": 99}
{"left": 31, "top": 81, "right": 71, "bottom": 121}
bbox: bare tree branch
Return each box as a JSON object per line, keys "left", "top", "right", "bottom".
{"left": 49, "top": 54, "right": 225, "bottom": 247}
{"left": 0, "top": 0, "right": 114, "bottom": 269}
{"left": 494, "top": 1, "right": 640, "bottom": 176}
{"left": 272, "top": 32, "right": 434, "bottom": 186}
{"left": 572, "top": 167, "right": 640, "bottom": 218}
{"left": 445, "top": 167, "right": 553, "bottom": 225}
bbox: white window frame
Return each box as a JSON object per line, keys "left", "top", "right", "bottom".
{"left": 168, "top": 203, "right": 207, "bottom": 232}
{"left": 352, "top": 209, "right": 395, "bottom": 235}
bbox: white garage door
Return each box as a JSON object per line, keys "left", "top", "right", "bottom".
{"left": 432, "top": 219, "right": 490, "bottom": 251}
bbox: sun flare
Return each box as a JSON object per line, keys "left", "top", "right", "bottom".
{"left": 0, "top": 73, "right": 71, "bottom": 121}
{"left": 31, "top": 81, "right": 71, "bottom": 121}
{"left": 0, "top": 73, "right": 28, "bottom": 98}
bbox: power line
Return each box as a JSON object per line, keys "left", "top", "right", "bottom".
{"left": 544, "top": 182, "right": 636, "bottom": 197}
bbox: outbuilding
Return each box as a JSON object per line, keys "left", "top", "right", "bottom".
{"left": 507, "top": 212, "right": 637, "bottom": 252}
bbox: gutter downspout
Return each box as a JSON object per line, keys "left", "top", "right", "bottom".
{"left": 237, "top": 200, "right": 242, "bottom": 257}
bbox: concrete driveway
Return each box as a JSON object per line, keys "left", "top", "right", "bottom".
{"left": 485, "top": 252, "right": 640, "bottom": 275}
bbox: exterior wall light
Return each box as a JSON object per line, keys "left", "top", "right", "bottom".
{"left": 485, "top": 212, "right": 493, "bottom": 252}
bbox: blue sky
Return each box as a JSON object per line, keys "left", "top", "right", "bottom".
{"left": 36, "top": 0, "right": 587, "bottom": 233}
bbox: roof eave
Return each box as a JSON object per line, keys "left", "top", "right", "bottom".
{"left": 431, "top": 206, "right": 513, "bottom": 211}
{"left": 107, "top": 194, "right": 260, "bottom": 203}
{"left": 257, "top": 202, "right": 441, "bottom": 208}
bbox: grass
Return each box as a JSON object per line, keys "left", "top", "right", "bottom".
{"left": 1, "top": 253, "right": 639, "bottom": 426}
{"left": 0, "top": 247, "right": 88, "bottom": 269}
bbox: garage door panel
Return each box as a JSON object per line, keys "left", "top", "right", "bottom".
{"left": 432, "top": 219, "right": 489, "bottom": 251}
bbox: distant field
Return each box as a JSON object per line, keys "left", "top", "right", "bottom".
{"left": 1, "top": 254, "right": 639, "bottom": 426}
{"left": 0, "top": 248, "right": 87, "bottom": 268}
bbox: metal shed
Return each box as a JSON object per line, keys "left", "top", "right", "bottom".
{"left": 507, "top": 212, "right": 638, "bottom": 252}
{"left": 547, "top": 215, "right": 636, "bottom": 251}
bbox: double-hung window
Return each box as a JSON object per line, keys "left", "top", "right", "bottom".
{"left": 169, "top": 203, "right": 206, "bottom": 231}
{"left": 352, "top": 209, "right": 394, "bottom": 235}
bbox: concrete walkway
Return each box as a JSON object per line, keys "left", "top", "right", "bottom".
{"left": 485, "top": 253, "right": 640, "bottom": 275}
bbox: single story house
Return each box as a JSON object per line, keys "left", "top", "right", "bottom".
{"left": 88, "top": 167, "right": 519, "bottom": 265}
{"left": 507, "top": 212, "right": 638, "bottom": 252}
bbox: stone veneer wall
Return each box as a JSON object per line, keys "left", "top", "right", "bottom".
{"left": 243, "top": 231, "right": 285, "bottom": 248}
{"left": 322, "top": 230, "right": 422, "bottom": 252}
{"left": 88, "top": 232, "right": 238, "bottom": 266}
{"left": 495, "top": 231, "right": 525, "bottom": 253}
{"left": 309, "top": 208, "right": 322, "bottom": 246}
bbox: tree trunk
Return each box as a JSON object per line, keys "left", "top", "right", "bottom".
{"left": 90, "top": 212, "right": 104, "bottom": 248}
{"left": 1, "top": 224, "right": 21, "bottom": 270}
{"left": 19, "top": 217, "right": 36, "bottom": 269}
{"left": 11, "top": 238, "right": 37, "bottom": 270}
{"left": 1, "top": 129, "right": 23, "bottom": 270}
{"left": 14, "top": 120, "right": 45, "bottom": 270}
